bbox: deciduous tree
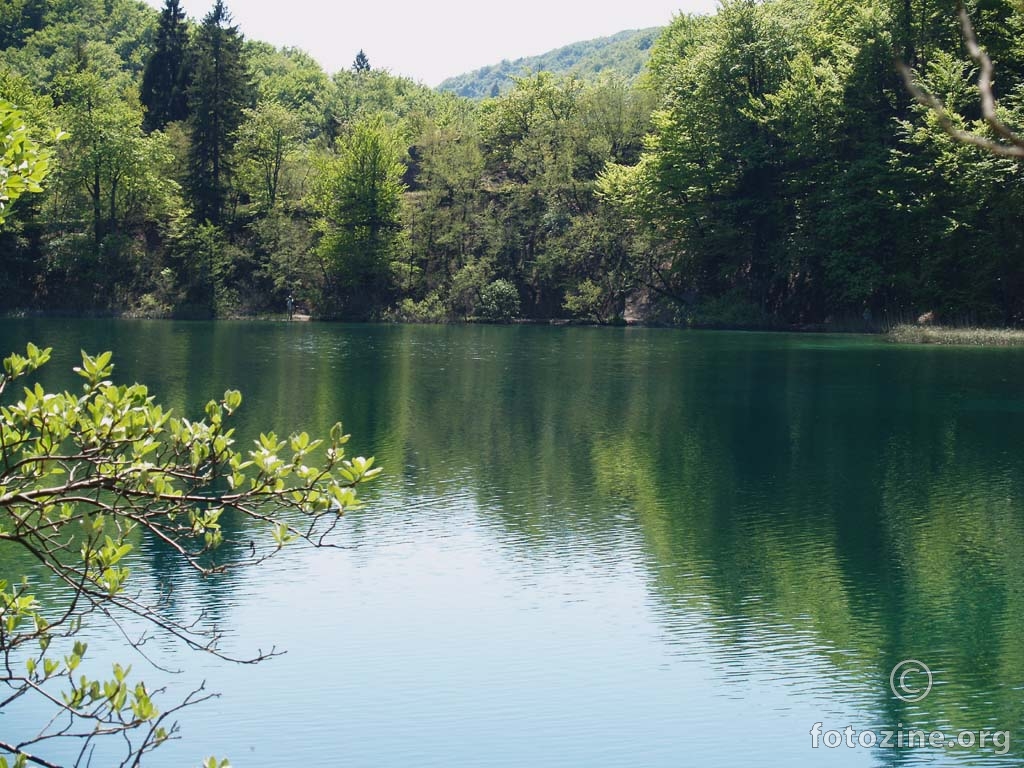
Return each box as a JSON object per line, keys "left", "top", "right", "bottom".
{"left": 235, "top": 99, "right": 302, "bottom": 211}
{"left": 311, "top": 117, "right": 406, "bottom": 318}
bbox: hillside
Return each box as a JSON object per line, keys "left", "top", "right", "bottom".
{"left": 437, "top": 27, "right": 661, "bottom": 99}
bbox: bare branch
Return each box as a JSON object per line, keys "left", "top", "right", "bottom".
{"left": 0, "top": 740, "right": 64, "bottom": 768}
{"left": 897, "top": 2, "right": 1024, "bottom": 159}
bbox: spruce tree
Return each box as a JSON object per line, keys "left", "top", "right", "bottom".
{"left": 187, "top": 0, "right": 252, "bottom": 223}
{"left": 140, "top": 0, "right": 191, "bottom": 132}
{"left": 353, "top": 49, "right": 370, "bottom": 74}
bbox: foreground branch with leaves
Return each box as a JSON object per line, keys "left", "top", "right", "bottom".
{"left": 0, "top": 344, "right": 380, "bottom": 768}
{"left": 0, "top": 101, "right": 60, "bottom": 226}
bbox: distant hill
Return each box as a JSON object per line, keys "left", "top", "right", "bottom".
{"left": 437, "top": 27, "right": 662, "bottom": 99}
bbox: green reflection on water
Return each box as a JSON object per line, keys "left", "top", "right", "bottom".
{"left": 2, "top": 319, "right": 1023, "bottom": 764}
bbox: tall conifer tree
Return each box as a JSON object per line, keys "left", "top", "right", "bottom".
{"left": 140, "top": 0, "right": 191, "bottom": 131}
{"left": 353, "top": 49, "right": 370, "bottom": 74}
{"left": 187, "top": 0, "right": 252, "bottom": 223}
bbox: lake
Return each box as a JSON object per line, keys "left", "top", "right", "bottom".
{"left": 1, "top": 319, "right": 1023, "bottom": 767}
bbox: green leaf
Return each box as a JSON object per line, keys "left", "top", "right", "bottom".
{"left": 224, "top": 389, "right": 242, "bottom": 413}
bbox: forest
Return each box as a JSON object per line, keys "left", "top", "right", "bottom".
{"left": 436, "top": 27, "right": 661, "bottom": 98}
{"left": 1, "top": 0, "right": 1023, "bottom": 327}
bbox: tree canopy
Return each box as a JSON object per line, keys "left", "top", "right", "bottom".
{"left": 0, "top": 0, "right": 1023, "bottom": 324}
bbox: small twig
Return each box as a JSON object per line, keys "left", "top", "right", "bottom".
{"left": 0, "top": 740, "right": 63, "bottom": 768}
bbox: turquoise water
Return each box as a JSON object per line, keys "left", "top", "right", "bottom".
{"left": 2, "top": 320, "right": 1023, "bottom": 767}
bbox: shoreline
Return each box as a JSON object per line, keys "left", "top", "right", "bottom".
{"left": 5, "top": 311, "right": 1024, "bottom": 347}
{"left": 0, "top": 310, "right": 873, "bottom": 333}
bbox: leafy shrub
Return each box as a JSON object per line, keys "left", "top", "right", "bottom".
{"left": 387, "top": 292, "right": 447, "bottom": 323}
{"left": 449, "top": 258, "right": 493, "bottom": 318}
{"left": 477, "top": 278, "right": 521, "bottom": 322}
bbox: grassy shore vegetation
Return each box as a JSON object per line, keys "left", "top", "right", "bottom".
{"left": 0, "top": 0, "right": 1023, "bottom": 325}
{"left": 889, "top": 324, "right": 1024, "bottom": 346}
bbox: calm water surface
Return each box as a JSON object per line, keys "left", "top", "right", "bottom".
{"left": 2, "top": 320, "right": 1023, "bottom": 767}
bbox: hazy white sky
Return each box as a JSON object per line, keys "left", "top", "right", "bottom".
{"left": 143, "top": 0, "right": 719, "bottom": 86}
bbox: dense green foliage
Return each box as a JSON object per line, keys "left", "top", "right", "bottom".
{"left": 311, "top": 117, "right": 406, "bottom": 318}
{"left": 606, "top": 0, "right": 1024, "bottom": 327}
{"left": 437, "top": 27, "right": 661, "bottom": 99}
{"left": 0, "top": 0, "right": 1022, "bottom": 325}
{"left": 0, "top": 100, "right": 54, "bottom": 224}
